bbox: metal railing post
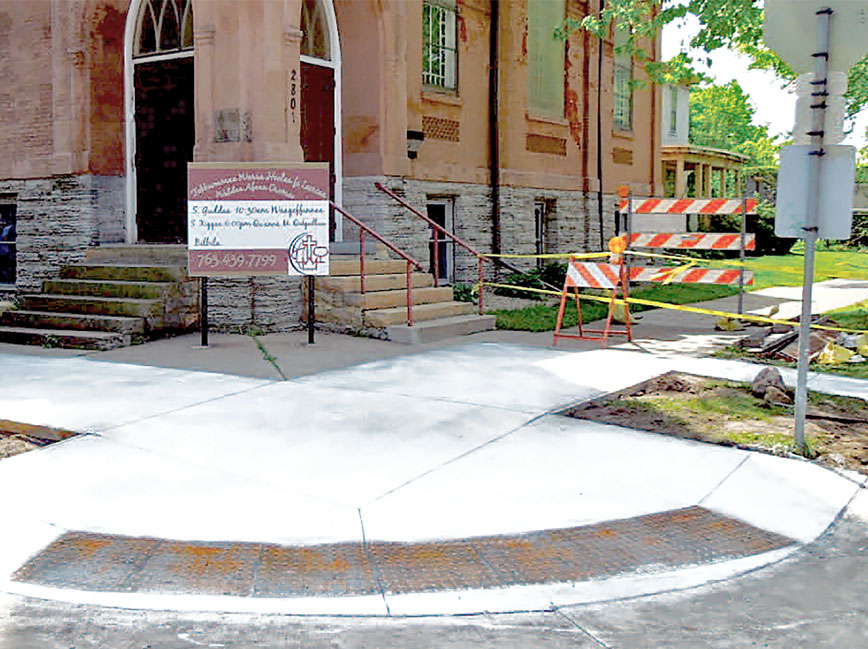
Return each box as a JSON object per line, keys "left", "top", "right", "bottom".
{"left": 477, "top": 257, "right": 485, "bottom": 315}
{"left": 359, "top": 229, "right": 366, "bottom": 294}
{"left": 432, "top": 225, "right": 440, "bottom": 287}
{"left": 406, "top": 261, "right": 414, "bottom": 326}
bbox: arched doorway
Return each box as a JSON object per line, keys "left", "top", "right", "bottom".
{"left": 300, "top": 0, "right": 343, "bottom": 240}
{"left": 124, "top": 0, "right": 194, "bottom": 244}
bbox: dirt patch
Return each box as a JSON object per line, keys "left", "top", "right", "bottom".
{"left": 562, "top": 372, "right": 868, "bottom": 475}
{"left": 0, "top": 420, "right": 78, "bottom": 460}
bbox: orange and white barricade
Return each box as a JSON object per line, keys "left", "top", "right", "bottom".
{"left": 553, "top": 237, "right": 634, "bottom": 347}
{"left": 552, "top": 238, "right": 755, "bottom": 347}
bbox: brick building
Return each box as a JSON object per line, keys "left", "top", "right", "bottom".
{"left": 0, "top": 0, "right": 662, "bottom": 335}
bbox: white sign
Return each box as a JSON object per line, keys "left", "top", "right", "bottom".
{"left": 188, "top": 200, "right": 329, "bottom": 275}
{"left": 775, "top": 144, "right": 855, "bottom": 239}
{"left": 764, "top": 0, "right": 868, "bottom": 73}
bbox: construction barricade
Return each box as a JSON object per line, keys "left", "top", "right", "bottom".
{"left": 553, "top": 192, "right": 759, "bottom": 347}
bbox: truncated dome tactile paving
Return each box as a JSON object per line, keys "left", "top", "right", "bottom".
{"left": 12, "top": 506, "right": 795, "bottom": 598}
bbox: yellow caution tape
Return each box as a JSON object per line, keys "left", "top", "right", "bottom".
{"left": 479, "top": 248, "right": 867, "bottom": 282}
{"left": 479, "top": 281, "right": 868, "bottom": 335}
{"left": 480, "top": 251, "right": 610, "bottom": 260}
{"left": 652, "top": 262, "right": 697, "bottom": 285}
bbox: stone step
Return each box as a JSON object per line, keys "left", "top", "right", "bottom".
{"left": 315, "top": 272, "right": 434, "bottom": 293}
{"left": 42, "top": 279, "right": 175, "bottom": 300}
{"left": 19, "top": 294, "right": 164, "bottom": 326}
{"left": 85, "top": 244, "right": 188, "bottom": 265}
{"left": 363, "top": 301, "right": 476, "bottom": 328}
{"left": 61, "top": 264, "right": 189, "bottom": 283}
{"left": 329, "top": 258, "right": 412, "bottom": 277}
{"left": 386, "top": 314, "right": 497, "bottom": 344}
{"left": 1, "top": 310, "right": 145, "bottom": 335}
{"left": 0, "top": 326, "right": 129, "bottom": 351}
{"left": 354, "top": 286, "right": 453, "bottom": 310}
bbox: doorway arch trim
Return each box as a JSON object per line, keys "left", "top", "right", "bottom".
{"left": 123, "top": 0, "right": 194, "bottom": 244}
{"left": 301, "top": 0, "right": 343, "bottom": 241}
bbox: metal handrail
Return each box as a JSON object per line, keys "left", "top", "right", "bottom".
{"left": 374, "top": 182, "right": 561, "bottom": 314}
{"left": 374, "top": 182, "right": 490, "bottom": 314}
{"left": 330, "top": 201, "right": 423, "bottom": 327}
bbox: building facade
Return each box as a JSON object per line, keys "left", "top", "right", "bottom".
{"left": 0, "top": 0, "right": 662, "bottom": 330}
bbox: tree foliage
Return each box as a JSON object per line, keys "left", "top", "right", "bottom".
{"left": 688, "top": 80, "right": 779, "bottom": 170}
{"left": 564, "top": 0, "right": 868, "bottom": 117}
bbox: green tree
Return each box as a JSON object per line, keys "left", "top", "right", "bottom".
{"left": 688, "top": 80, "right": 779, "bottom": 171}
{"left": 565, "top": 0, "right": 868, "bottom": 118}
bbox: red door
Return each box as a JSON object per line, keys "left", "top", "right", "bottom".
{"left": 300, "top": 62, "right": 336, "bottom": 240}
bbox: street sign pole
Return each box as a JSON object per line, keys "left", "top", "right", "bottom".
{"left": 794, "top": 7, "right": 833, "bottom": 452}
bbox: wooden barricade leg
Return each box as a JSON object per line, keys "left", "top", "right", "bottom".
{"left": 552, "top": 279, "right": 571, "bottom": 347}
{"left": 601, "top": 287, "right": 618, "bottom": 347}
{"left": 574, "top": 286, "right": 584, "bottom": 337}
{"left": 620, "top": 261, "right": 633, "bottom": 342}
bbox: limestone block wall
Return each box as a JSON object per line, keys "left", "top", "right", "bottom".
{"left": 343, "top": 176, "right": 618, "bottom": 284}
{"left": 206, "top": 276, "right": 304, "bottom": 333}
{"left": 0, "top": 174, "right": 123, "bottom": 294}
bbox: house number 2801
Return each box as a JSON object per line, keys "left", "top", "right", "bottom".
{"left": 290, "top": 68, "right": 298, "bottom": 123}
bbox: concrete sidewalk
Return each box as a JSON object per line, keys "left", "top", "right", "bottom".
{"left": 0, "top": 278, "right": 867, "bottom": 646}
{"left": 0, "top": 344, "right": 865, "bottom": 617}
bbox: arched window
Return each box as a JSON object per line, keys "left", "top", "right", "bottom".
{"left": 134, "top": 0, "right": 193, "bottom": 58}
{"left": 301, "top": 0, "right": 330, "bottom": 61}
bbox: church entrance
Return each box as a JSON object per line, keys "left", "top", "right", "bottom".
{"left": 300, "top": 0, "right": 342, "bottom": 240}
{"left": 128, "top": 0, "right": 194, "bottom": 243}
{"left": 134, "top": 57, "right": 194, "bottom": 243}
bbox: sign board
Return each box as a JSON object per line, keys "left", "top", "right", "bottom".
{"left": 764, "top": 0, "right": 868, "bottom": 73}
{"left": 775, "top": 144, "right": 855, "bottom": 239}
{"left": 187, "top": 163, "right": 330, "bottom": 277}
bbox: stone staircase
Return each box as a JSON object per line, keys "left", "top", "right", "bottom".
{"left": 314, "top": 255, "right": 496, "bottom": 344}
{"left": 0, "top": 245, "right": 198, "bottom": 350}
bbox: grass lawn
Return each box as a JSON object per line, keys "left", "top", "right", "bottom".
{"left": 493, "top": 283, "right": 734, "bottom": 332}
{"left": 493, "top": 246, "right": 868, "bottom": 332}
{"left": 746, "top": 244, "right": 868, "bottom": 290}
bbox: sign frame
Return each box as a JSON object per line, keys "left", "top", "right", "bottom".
{"left": 187, "top": 162, "right": 330, "bottom": 278}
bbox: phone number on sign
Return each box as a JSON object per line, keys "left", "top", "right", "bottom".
{"left": 191, "top": 252, "right": 281, "bottom": 270}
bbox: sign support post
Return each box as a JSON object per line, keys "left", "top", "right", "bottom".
{"left": 307, "top": 275, "right": 315, "bottom": 344}
{"left": 794, "top": 7, "right": 832, "bottom": 452}
{"left": 200, "top": 276, "right": 209, "bottom": 348}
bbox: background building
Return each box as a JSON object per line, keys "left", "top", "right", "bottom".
{"left": 0, "top": 0, "right": 662, "bottom": 338}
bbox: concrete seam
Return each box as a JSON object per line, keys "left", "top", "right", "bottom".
{"left": 552, "top": 608, "right": 614, "bottom": 648}
{"left": 95, "top": 382, "right": 275, "bottom": 433}
{"left": 366, "top": 411, "right": 549, "bottom": 505}
{"left": 697, "top": 454, "right": 750, "bottom": 506}
{"left": 249, "top": 333, "right": 288, "bottom": 381}
{"left": 288, "top": 381, "right": 534, "bottom": 415}
{"left": 358, "top": 507, "right": 390, "bottom": 615}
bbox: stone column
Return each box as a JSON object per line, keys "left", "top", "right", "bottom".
{"left": 694, "top": 162, "right": 704, "bottom": 198}
{"left": 675, "top": 158, "right": 687, "bottom": 197}
{"left": 192, "top": 0, "right": 304, "bottom": 163}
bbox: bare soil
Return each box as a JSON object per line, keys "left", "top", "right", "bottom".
{"left": 0, "top": 434, "right": 41, "bottom": 459}
{"left": 0, "top": 420, "right": 77, "bottom": 460}
{"left": 563, "top": 372, "right": 868, "bottom": 475}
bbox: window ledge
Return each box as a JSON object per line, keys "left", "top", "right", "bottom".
{"left": 612, "top": 128, "right": 634, "bottom": 139}
{"left": 422, "top": 89, "right": 462, "bottom": 106}
{"left": 525, "top": 112, "right": 568, "bottom": 127}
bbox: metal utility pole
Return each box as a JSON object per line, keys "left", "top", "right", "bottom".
{"left": 793, "top": 7, "right": 832, "bottom": 451}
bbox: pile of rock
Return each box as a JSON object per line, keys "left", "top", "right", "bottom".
{"left": 751, "top": 367, "right": 793, "bottom": 406}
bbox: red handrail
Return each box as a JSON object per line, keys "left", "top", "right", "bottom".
{"left": 374, "top": 183, "right": 489, "bottom": 315}
{"left": 330, "top": 201, "right": 423, "bottom": 327}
